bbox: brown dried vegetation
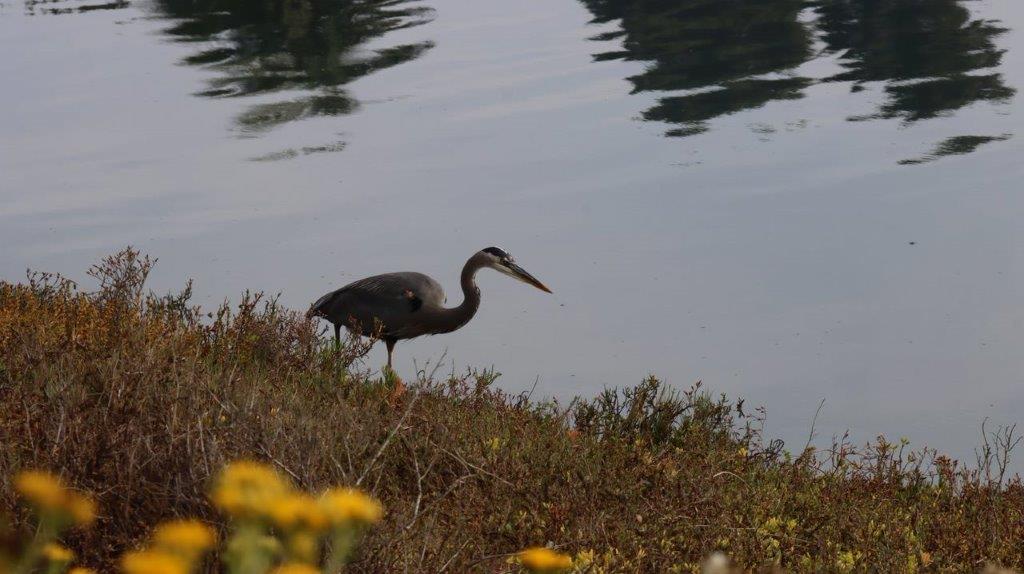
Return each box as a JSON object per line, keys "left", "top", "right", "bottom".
{"left": 1, "top": 249, "right": 1023, "bottom": 572}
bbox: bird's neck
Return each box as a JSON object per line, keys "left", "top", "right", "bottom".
{"left": 432, "top": 254, "right": 485, "bottom": 334}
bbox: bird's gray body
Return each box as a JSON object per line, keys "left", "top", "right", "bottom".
{"left": 309, "top": 271, "right": 449, "bottom": 339}
{"left": 307, "top": 247, "right": 550, "bottom": 368}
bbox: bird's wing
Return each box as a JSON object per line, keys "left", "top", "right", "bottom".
{"left": 310, "top": 272, "right": 445, "bottom": 338}
{"left": 344, "top": 272, "right": 445, "bottom": 308}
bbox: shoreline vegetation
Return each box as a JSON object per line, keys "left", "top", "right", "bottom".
{"left": 1, "top": 249, "right": 1023, "bottom": 572}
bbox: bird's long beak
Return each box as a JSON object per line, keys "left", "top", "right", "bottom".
{"left": 505, "top": 262, "right": 552, "bottom": 293}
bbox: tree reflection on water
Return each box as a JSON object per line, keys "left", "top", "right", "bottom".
{"left": 581, "top": 0, "right": 1014, "bottom": 160}
{"left": 154, "top": 0, "right": 434, "bottom": 135}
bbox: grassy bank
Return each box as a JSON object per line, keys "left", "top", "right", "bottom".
{"left": 2, "top": 249, "right": 1023, "bottom": 572}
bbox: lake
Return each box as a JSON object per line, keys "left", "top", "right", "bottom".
{"left": 2, "top": 0, "right": 1023, "bottom": 466}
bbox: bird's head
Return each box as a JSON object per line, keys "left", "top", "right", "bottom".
{"left": 479, "top": 246, "right": 552, "bottom": 293}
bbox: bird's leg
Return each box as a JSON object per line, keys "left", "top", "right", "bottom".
{"left": 333, "top": 323, "right": 341, "bottom": 350}
{"left": 385, "top": 338, "right": 396, "bottom": 370}
{"left": 383, "top": 337, "right": 405, "bottom": 405}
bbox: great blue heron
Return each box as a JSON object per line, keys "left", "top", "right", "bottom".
{"left": 307, "top": 247, "right": 551, "bottom": 369}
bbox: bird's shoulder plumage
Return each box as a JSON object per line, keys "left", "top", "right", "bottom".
{"left": 307, "top": 272, "right": 447, "bottom": 337}
{"left": 342, "top": 272, "right": 446, "bottom": 307}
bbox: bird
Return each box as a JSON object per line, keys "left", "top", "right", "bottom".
{"left": 306, "top": 247, "right": 551, "bottom": 369}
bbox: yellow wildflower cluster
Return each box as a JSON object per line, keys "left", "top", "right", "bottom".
{"left": 14, "top": 470, "right": 96, "bottom": 526}
{"left": 319, "top": 488, "right": 383, "bottom": 527}
{"left": 212, "top": 460, "right": 292, "bottom": 520}
{"left": 3, "top": 470, "right": 95, "bottom": 573}
{"left": 3, "top": 461, "right": 385, "bottom": 574}
{"left": 152, "top": 520, "right": 218, "bottom": 558}
{"left": 209, "top": 460, "right": 382, "bottom": 572}
{"left": 120, "top": 519, "right": 217, "bottom": 574}
{"left": 42, "top": 543, "right": 75, "bottom": 564}
{"left": 270, "top": 493, "right": 329, "bottom": 532}
{"left": 121, "top": 549, "right": 191, "bottom": 574}
{"left": 211, "top": 461, "right": 383, "bottom": 529}
{"left": 518, "top": 547, "right": 573, "bottom": 573}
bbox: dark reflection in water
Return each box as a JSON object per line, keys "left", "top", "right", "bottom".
{"left": 24, "top": 0, "right": 128, "bottom": 15}
{"left": 898, "top": 133, "right": 1013, "bottom": 165}
{"left": 19, "top": 0, "right": 1016, "bottom": 163}
{"left": 585, "top": 0, "right": 814, "bottom": 137}
{"left": 581, "top": 0, "right": 1015, "bottom": 159}
{"left": 21, "top": 0, "right": 434, "bottom": 147}
{"left": 152, "top": 0, "right": 434, "bottom": 135}
{"left": 815, "top": 1, "right": 1014, "bottom": 122}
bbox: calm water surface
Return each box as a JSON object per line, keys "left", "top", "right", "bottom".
{"left": 3, "top": 0, "right": 1024, "bottom": 463}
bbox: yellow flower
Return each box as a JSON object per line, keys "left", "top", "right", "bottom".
{"left": 518, "top": 547, "right": 573, "bottom": 573}
{"left": 219, "top": 461, "right": 286, "bottom": 487}
{"left": 211, "top": 460, "right": 291, "bottom": 519}
{"left": 69, "top": 569, "right": 96, "bottom": 574}
{"left": 152, "top": 520, "right": 217, "bottom": 556}
{"left": 271, "top": 564, "right": 320, "bottom": 574}
{"left": 42, "top": 543, "right": 74, "bottom": 564}
{"left": 14, "top": 471, "right": 65, "bottom": 509}
{"left": 319, "top": 488, "right": 382, "bottom": 526}
{"left": 14, "top": 470, "right": 96, "bottom": 526}
{"left": 270, "top": 493, "right": 328, "bottom": 532}
{"left": 121, "top": 550, "right": 188, "bottom": 574}
{"left": 67, "top": 493, "right": 97, "bottom": 526}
